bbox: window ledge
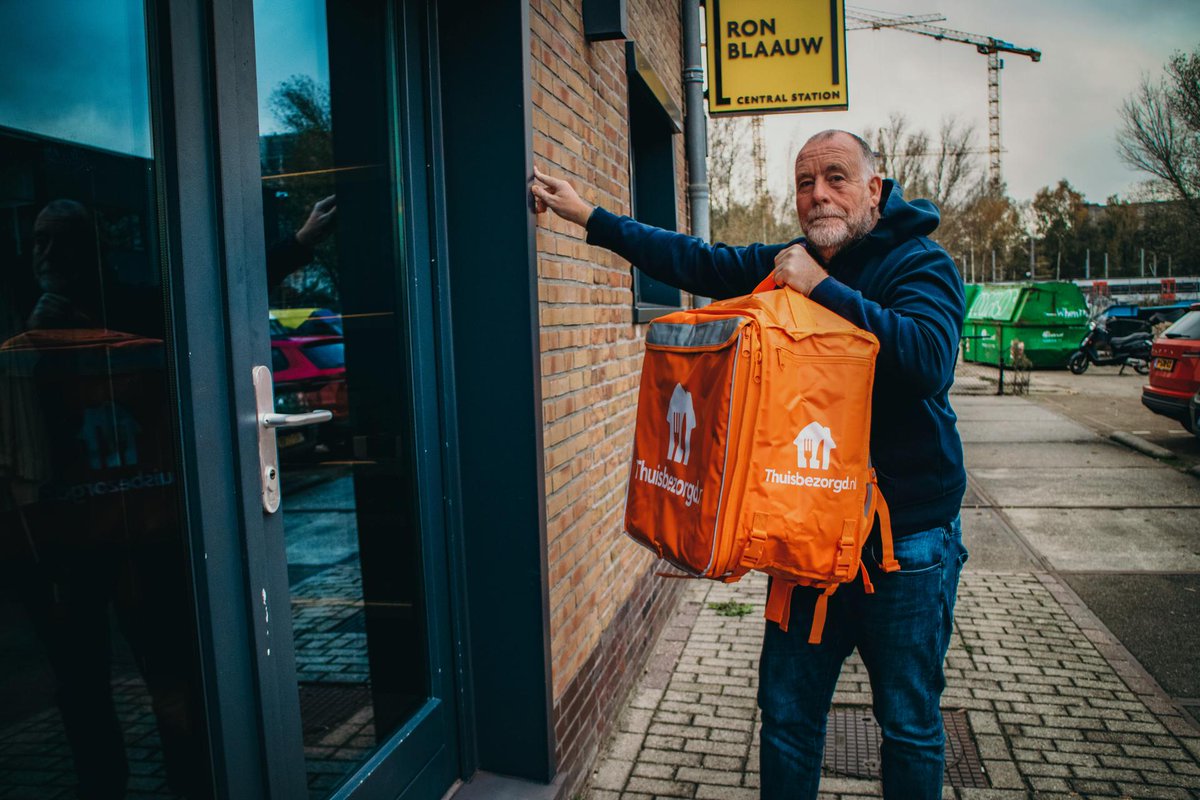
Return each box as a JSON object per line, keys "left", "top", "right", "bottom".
{"left": 635, "top": 303, "right": 684, "bottom": 324}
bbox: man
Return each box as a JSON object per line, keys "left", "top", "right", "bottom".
{"left": 532, "top": 129, "right": 968, "bottom": 799}
{"left": 267, "top": 194, "right": 338, "bottom": 289}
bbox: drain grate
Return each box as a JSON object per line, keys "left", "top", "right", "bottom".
{"left": 298, "top": 683, "right": 372, "bottom": 744}
{"left": 823, "top": 707, "right": 988, "bottom": 789}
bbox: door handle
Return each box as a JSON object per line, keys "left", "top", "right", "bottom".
{"left": 262, "top": 410, "right": 333, "bottom": 428}
{"left": 253, "top": 365, "right": 332, "bottom": 513}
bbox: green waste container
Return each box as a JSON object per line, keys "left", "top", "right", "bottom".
{"left": 964, "top": 282, "right": 1090, "bottom": 368}
{"left": 963, "top": 284, "right": 981, "bottom": 320}
{"left": 961, "top": 284, "right": 982, "bottom": 362}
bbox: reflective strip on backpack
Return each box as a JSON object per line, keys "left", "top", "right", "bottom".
{"left": 647, "top": 317, "right": 744, "bottom": 350}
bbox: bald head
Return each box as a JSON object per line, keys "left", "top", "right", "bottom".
{"left": 797, "top": 130, "right": 877, "bottom": 177}
{"left": 792, "top": 130, "right": 884, "bottom": 260}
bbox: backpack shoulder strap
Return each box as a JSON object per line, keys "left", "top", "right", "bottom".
{"left": 876, "top": 488, "right": 899, "bottom": 573}
{"left": 869, "top": 468, "right": 900, "bottom": 573}
{"left": 764, "top": 579, "right": 795, "bottom": 632}
{"left": 764, "top": 580, "right": 841, "bottom": 645}
{"left": 807, "top": 585, "right": 840, "bottom": 645}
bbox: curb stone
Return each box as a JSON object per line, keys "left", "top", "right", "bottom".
{"left": 1110, "top": 430, "right": 1175, "bottom": 459}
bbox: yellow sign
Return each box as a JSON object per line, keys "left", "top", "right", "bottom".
{"left": 705, "top": 0, "right": 848, "bottom": 115}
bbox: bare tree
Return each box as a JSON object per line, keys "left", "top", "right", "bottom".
{"left": 935, "top": 184, "right": 1025, "bottom": 280}
{"left": 265, "top": 75, "right": 339, "bottom": 305}
{"left": 1117, "top": 47, "right": 1200, "bottom": 226}
{"left": 707, "top": 116, "right": 753, "bottom": 211}
{"left": 868, "top": 113, "right": 979, "bottom": 212}
{"left": 270, "top": 75, "right": 332, "bottom": 139}
{"left": 707, "top": 116, "right": 797, "bottom": 245}
{"left": 928, "top": 117, "right": 980, "bottom": 210}
{"left": 864, "top": 113, "right": 980, "bottom": 211}
{"left": 865, "top": 113, "right": 932, "bottom": 200}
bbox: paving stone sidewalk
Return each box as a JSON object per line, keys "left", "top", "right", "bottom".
{"left": 584, "top": 570, "right": 1200, "bottom": 799}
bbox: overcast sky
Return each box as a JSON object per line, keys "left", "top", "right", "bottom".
{"left": 254, "top": 0, "right": 329, "bottom": 135}
{"left": 756, "top": 1, "right": 1200, "bottom": 205}
{"left": 0, "top": 0, "right": 151, "bottom": 157}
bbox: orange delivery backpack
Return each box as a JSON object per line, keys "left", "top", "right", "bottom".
{"left": 623, "top": 277, "right": 899, "bottom": 643}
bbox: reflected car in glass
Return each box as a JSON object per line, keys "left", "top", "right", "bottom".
{"left": 1142, "top": 304, "right": 1200, "bottom": 432}
{"left": 270, "top": 334, "right": 349, "bottom": 458}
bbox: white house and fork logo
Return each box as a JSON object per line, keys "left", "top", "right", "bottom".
{"left": 666, "top": 383, "right": 696, "bottom": 465}
{"left": 793, "top": 421, "right": 836, "bottom": 470}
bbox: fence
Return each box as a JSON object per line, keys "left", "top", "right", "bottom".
{"left": 957, "top": 328, "right": 1032, "bottom": 396}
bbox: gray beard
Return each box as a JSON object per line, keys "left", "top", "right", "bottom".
{"left": 804, "top": 207, "right": 876, "bottom": 256}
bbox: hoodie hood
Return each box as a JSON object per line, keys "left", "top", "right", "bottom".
{"left": 873, "top": 180, "right": 941, "bottom": 243}
{"left": 825, "top": 179, "right": 941, "bottom": 268}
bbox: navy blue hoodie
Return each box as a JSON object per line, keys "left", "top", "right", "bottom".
{"left": 587, "top": 180, "right": 966, "bottom": 537}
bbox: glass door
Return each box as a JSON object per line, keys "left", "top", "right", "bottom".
{"left": 0, "top": 1, "right": 459, "bottom": 797}
{"left": 0, "top": 2, "right": 214, "bottom": 798}
{"left": 243, "top": 1, "right": 460, "bottom": 798}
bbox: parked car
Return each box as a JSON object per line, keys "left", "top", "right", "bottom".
{"left": 1141, "top": 303, "right": 1200, "bottom": 432}
{"left": 1191, "top": 389, "right": 1200, "bottom": 439}
{"left": 271, "top": 307, "right": 343, "bottom": 336}
{"left": 270, "top": 334, "right": 349, "bottom": 457}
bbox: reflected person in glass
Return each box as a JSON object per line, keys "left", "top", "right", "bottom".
{"left": 0, "top": 199, "right": 205, "bottom": 799}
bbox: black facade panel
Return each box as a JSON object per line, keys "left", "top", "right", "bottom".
{"left": 435, "top": 0, "right": 555, "bottom": 784}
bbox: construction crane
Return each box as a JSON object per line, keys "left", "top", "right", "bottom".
{"left": 751, "top": 116, "right": 767, "bottom": 239}
{"left": 847, "top": 9, "right": 1041, "bottom": 187}
{"left": 845, "top": 9, "right": 946, "bottom": 31}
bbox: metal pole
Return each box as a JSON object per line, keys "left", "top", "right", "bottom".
{"left": 1056, "top": 251, "right": 1061, "bottom": 281}
{"left": 1029, "top": 237, "right": 1035, "bottom": 279}
{"left": 1140, "top": 248, "right": 1145, "bottom": 278}
{"left": 1153, "top": 252, "right": 1157, "bottom": 277}
{"left": 1085, "top": 249, "right": 1090, "bottom": 280}
{"left": 991, "top": 249, "right": 996, "bottom": 283}
{"left": 997, "top": 325, "right": 1005, "bottom": 396}
{"left": 1104, "top": 251, "right": 1109, "bottom": 279}
{"left": 682, "top": 0, "right": 709, "bottom": 302}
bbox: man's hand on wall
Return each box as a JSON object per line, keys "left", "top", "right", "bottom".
{"left": 772, "top": 244, "right": 829, "bottom": 296}
{"left": 531, "top": 166, "right": 594, "bottom": 228}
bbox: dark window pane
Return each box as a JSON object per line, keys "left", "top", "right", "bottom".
{"left": 273, "top": 346, "right": 292, "bottom": 373}
{"left": 302, "top": 342, "right": 344, "bottom": 370}
{"left": 0, "top": 5, "right": 212, "bottom": 798}
{"left": 629, "top": 68, "right": 682, "bottom": 318}
{"left": 255, "top": 0, "right": 429, "bottom": 795}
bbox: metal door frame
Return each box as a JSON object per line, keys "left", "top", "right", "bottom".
{"left": 152, "top": 0, "right": 465, "bottom": 796}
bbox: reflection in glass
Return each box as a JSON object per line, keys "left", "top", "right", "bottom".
{"left": 0, "top": 0, "right": 152, "bottom": 157}
{"left": 254, "top": 0, "right": 429, "bottom": 795}
{"left": 0, "top": 5, "right": 210, "bottom": 797}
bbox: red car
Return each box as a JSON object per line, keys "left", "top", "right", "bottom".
{"left": 1142, "top": 303, "right": 1200, "bottom": 433}
{"left": 271, "top": 335, "right": 349, "bottom": 456}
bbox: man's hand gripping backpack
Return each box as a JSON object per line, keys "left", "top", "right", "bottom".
{"left": 623, "top": 277, "right": 899, "bottom": 643}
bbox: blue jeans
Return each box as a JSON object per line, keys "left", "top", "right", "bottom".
{"left": 758, "top": 516, "right": 967, "bottom": 800}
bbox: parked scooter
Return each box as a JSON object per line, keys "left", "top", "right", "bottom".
{"left": 1067, "top": 322, "right": 1152, "bottom": 375}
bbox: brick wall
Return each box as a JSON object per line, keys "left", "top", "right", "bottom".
{"left": 529, "top": 0, "right": 693, "bottom": 793}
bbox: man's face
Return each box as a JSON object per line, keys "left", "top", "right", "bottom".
{"left": 794, "top": 134, "right": 882, "bottom": 254}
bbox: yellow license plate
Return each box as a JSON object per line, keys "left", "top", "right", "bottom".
{"left": 1153, "top": 357, "right": 1175, "bottom": 372}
